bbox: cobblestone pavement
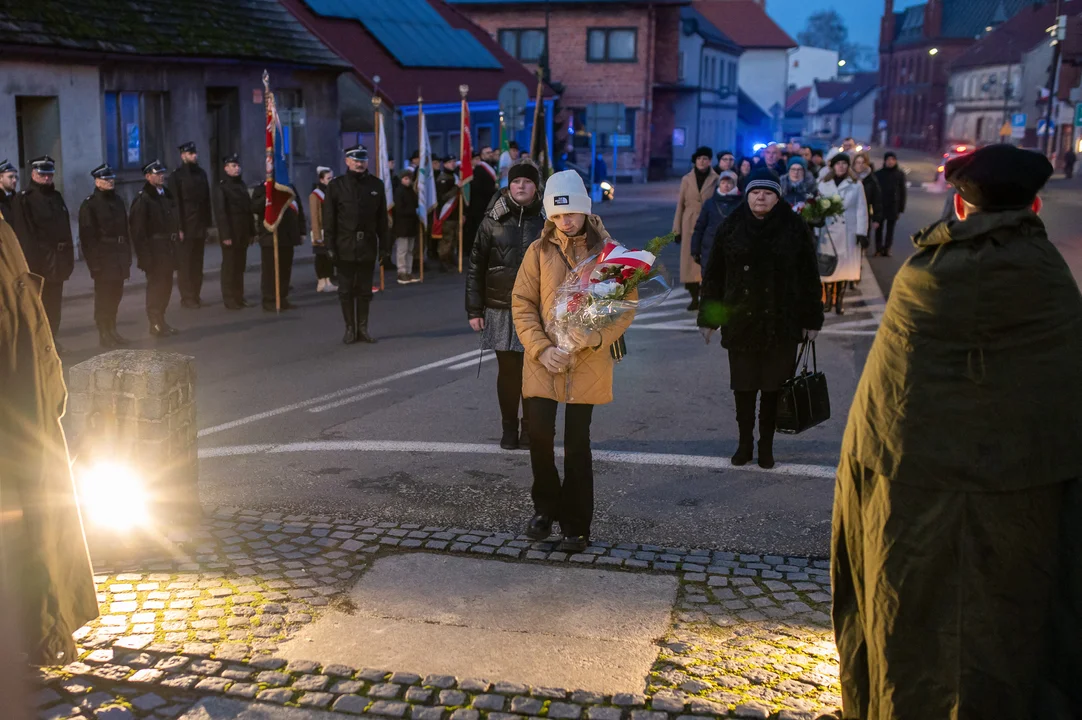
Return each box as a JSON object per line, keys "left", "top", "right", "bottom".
{"left": 32, "top": 508, "right": 841, "bottom": 720}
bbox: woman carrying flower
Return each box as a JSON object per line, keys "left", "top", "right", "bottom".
{"left": 817, "top": 153, "right": 868, "bottom": 314}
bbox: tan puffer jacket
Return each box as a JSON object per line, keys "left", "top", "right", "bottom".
{"left": 512, "top": 215, "right": 634, "bottom": 405}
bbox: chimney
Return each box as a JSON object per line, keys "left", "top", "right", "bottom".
{"left": 881, "top": 0, "right": 896, "bottom": 52}
{"left": 923, "top": 0, "right": 942, "bottom": 39}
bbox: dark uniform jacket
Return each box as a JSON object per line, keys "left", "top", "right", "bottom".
{"left": 251, "top": 185, "right": 304, "bottom": 248}
{"left": 466, "top": 162, "right": 498, "bottom": 235}
{"left": 214, "top": 176, "right": 254, "bottom": 247}
{"left": 393, "top": 183, "right": 419, "bottom": 240}
{"left": 0, "top": 218, "right": 98, "bottom": 664}
{"left": 323, "top": 170, "right": 389, "bottom": 263}
{"left": 859, "top": 171, "right": 882, "bottom": 232}
{"left": 466, "top": 189, "right": 544, "bottom": 318}
{"left": 0, "top": 190, "right": 14, "bottom": 219}
{"left": 129, "top": 183, "right": 180, "bottom": 273}
{"left": 10, "top": 181, "right": 75, "bottom": 282}
{"left": 78, "top": 189, "right": 132, "bottom": 281}
{"left": 873, "top": 165, "right": 907, "bottom": 219}
{"left": 168, "top": 162, "right": 213, "bottom": 238}
{"left": 697, "top": 200, "right": 824, "bottom": 350}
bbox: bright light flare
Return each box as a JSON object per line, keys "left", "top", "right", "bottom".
{"left": 752, "top": 143, "right": 767, "bottom": 151}
{"left": 78, "top": 461, "right": 150, "bottom": 529}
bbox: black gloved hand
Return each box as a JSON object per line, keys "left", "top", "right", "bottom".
{"left": 692, "top": 255, "right": 701, "bottom": 265}
{"left": 674, "top": 234, "right": 682, "bottom": 245}
{"left": 856, "top": 234, "right": 869, "bottom": 250}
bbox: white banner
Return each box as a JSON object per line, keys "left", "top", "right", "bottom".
{"left": 417, "top": 112, "right": 438, "bottom": 226}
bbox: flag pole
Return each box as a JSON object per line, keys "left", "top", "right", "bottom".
{"left": 531, "top": 66, "right": 543, "bottom": 162}
{"left": 418, "top": 92, "right": 425, "bottom": 284}
{"left": 373, "top": 91, "right": 385, "bottom": 291}
{"left": 458, "top": 85, "right": 468, "bottom": 274}
{"left": 264, "top": 71, "right": 281, "bottom": 314}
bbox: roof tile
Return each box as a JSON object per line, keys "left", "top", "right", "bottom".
{"left": 692, "top": 0, "right": 796, "bottom": 49}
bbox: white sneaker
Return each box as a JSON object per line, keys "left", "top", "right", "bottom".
{"left": 397, "top": 274, "right": 410, "bottom": 285}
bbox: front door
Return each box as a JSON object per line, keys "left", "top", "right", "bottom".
{"left": 205, "top": 87, "right": 241, "bottom": 187}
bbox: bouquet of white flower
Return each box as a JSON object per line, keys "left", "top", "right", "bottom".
{"left": 800, "top": 194, "right": 845, "bottom": 227}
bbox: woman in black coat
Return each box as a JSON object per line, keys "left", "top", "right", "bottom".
{"left": 465, "top": 162, "right": 545, "bottom": 449}
{"left": 697, "top": 168, "right": 824, "bottom": 469}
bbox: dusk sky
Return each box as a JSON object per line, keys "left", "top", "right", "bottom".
{"left": 768, "top": 0, "right": 926, "bottom": 47}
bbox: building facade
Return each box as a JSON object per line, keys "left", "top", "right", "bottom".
{"left": 670, "top": 6, "right": 742, "bottom": 172}
{"left": 450, "top": 0, "right": 684, "bottom": 181}
{"left": 788, "top": 46, "right": 840, "bottom": 90}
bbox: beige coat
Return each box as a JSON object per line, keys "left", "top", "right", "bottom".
{"left": 512, "top": 216, "right": 635, "bottom": 405}
{"left": 309, "top": 187, "right": 325, "bottom": 244}
{"left": 0, "top": 216, "right": 98, "bottom": 665}
{"left": 673, "top": 169, "right": 718, "bottom": 284}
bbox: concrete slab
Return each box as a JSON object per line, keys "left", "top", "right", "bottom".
{"left": 179, "top": 697, "right": 337, "bottom": 719}
{"left": 277, "top": 553, "right": 678, "bottom": 694}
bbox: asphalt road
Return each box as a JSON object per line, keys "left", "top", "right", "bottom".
{"left": 54, "top": 181, "right": 1079, "bottom": 559}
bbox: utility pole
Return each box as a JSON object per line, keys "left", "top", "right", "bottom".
{"left": 1044, "top": 0, "right": 1065, "bottom": 157}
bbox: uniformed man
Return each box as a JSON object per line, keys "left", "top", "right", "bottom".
{"left": 10, "top": 155, "right": 74, "bottom": 350}
{"left": 77, "top": 164, "right": 132, "bottom": 347}
{"left": 323, "top": 144, "right": 389, "bottom": 344}
{"left": 168, "top": 141, "right": 213, "bottom": 309}
{"left": 130, "top": 160, "right": 181, "bottom": 337}
{"left": 251, "top": 178, "right": 303, "bottom": 312}
{"left": 213, "top": 153, "right": 253, "bottom": 309}
{"left": 0, "top": 160, "right": 17, "bottom": 218}
{"left": 434, "top": 155, "right": 461, "bottom": 272}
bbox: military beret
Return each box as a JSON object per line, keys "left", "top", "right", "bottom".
{"left": 223, "top": 153, "right": 240, "bottom": 165}
{"left": 30, "top": 155, "right": 56, "bottom": 174}
{"left": 178, "top": 141, "right": 197, "bottom": 154}
{"left": 693, "top": 146, "right": 713, "bottom": 161}
{"left": 143, "top": 159, "right": 167, "bottom": 175}
{"left": 345, "top": 144, "right": 368, "bottom": 161}
{"left": 91, "top": 163, "right": 116, "bottom": 180}
{"left": 945, "top": 144, "right": 1052, "bottom": 212}
{"left": 0, "top": 159, "right": 16, "bottom": 174}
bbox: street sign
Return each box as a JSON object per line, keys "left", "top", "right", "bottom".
{"left": 497, "top": 81, "right": 529, "bottom": 132}
{"left": 1037, "top": 118, "right": 1055, "bottom": 136}
{"left": 1075, "top": 104, "right": 1082, "bottom": 127}
{"left": 999, "top": 122, "right": 1012, "bottom": 138}
{"left": 611, "top": 134, "right": 632, "bottom": 147}
{"left": 878, "top": 119, "right": 888, "bottom": 130}
{"left": 1011, "top": 112, "right": 1026, "bottom": 139}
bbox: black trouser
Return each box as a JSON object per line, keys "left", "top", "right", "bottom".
{"left": 177, "top": 231, "right": 206, "bottom": 302}
{"left": 336, "top": 258, "right": 375, "bottom": 302}
{"left": 314, "top": 252, "right": 335, "bottom": 280}
{"left": 735, "top": 390, "right": 779, "bottom": 439}
{"left": 495, "top": 351, "right": 525, "bottom": 428}
{"left": 220, "top": 241, "right": 249, "bottom": 303}
{"left": 526, "top": 398, "right": 595, "bottom": 537}
{"left": 875, "top": 217, "right": 898, "bottom": 254}
{"left": 145, "top": 267, "right": 173, "bottom": 324}
{"left": 40, "top": 278, "right": 63, "bottom": 338}
{"left": 261, "top": 244, "right": 295, "bottom": 306}
{"left": 93, "top": 277, "right": 124, "bottom": 329}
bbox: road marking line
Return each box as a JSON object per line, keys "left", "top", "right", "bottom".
{"left": 198, "top": 440, "right": 838, "bottom": 479}
{"left": 306, "top": 388, "right": 391, "bottom": 414}
{"left": 198, "top": 348, "right": 482, "bottom": 437}
{"left": 447, "top": 353, "right": 497, "bottom": 371}
{"left": 633, "top": 307, "right": 695, "bottom": 322}
{"left": 631, "top": 319, "right": 698, "bottom": 331}
{"left": 825, "top": 317, "right": 879, "bottom": 330}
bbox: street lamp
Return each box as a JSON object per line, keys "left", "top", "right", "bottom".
{"left": 929, "top": 47, "right": 939, "bottom": 56}
{"left": 838, "top": 60, "right": 847, "bottom": 67}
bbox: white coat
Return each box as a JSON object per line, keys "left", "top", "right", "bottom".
{"left": 817, "top": 174, "right": 868, "bottom": 283}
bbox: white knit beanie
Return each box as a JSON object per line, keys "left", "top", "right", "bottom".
{"left": 544, "top": 170, "right": 592, "bottom": 217}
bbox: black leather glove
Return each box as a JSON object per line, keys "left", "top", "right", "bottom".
{"left": 674, "top": 234, "right": 682, "bottom": 245}
{"left": 856, "top": 234, "right": 869, "bottom": 249}
{"left": 692, "top": 254, "right": 701, "bottom": 265}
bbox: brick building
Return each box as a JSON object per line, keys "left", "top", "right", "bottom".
{"left": 448, "top": 0, "right": 685, "bottom": 181}
{"left": 877, "top": 0, "right": 1044, "bottom": 151}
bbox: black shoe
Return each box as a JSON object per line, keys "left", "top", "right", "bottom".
{"left": 731, "top": 440, "right": 754, "bottom": 466}
{"left": 181, "top": 298, "right": 201, "bottom": 309}
{"left": 149, "top": 322, "right": 168, "bottom": 337}
{"left": 758, "top": 441, "right": 776, "bottom": 469}
{"left": 109, "top": 323, "right": 131, "bottom": 346}
{"left": 356, "top": 328, "right": 377, "bottom": 344}
{"left": 341, "top": 297, "right": 357, "bottom": 344}
{"left": 263, "top": 302, "right": 278, "bottom": 312}
{"left": 99, "top": 329, "right": 117, "bottom": 349}
{"left": 557, "top": 535, "right": 589, "bottom": 554}
{"left": 164, "top": 322, "right": 180, "bottom": 336}
{"left": 525, "top": 514, "right": 554, "bottom": 541}
{"left": 280, "top": 299, "right": 297, "bottom": 310}
{"left": 355, "top": 299, "right": 376, "bottom": 343}
{"left": 239, "top": 298, "right": 253, "bottom": 308}
{"left": 500, "top": 423, "right": 519, "bottom": 450}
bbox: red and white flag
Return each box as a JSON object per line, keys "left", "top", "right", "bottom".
{"left": 431, "top": 195, "right": 457, "bottom": 239}
{"left": 595, "top": 241, "right": 656, "bottom": 272}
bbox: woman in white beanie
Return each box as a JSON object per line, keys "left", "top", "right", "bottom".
{"left": 512, "top": 170, "right": 635, "bottom": 553}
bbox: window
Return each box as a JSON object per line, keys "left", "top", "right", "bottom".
{"left": 103, "top": 91, "right": 167, "bottom": 170}
{"left": 587, "top": 28, "right": 637, "bottom": 63}
{"left": 498, "top": 29, "right": 546, "bottom": 63}
{"left": 276, "top": 89, "right": 307, "bottom": 158}
{"left": 428, "top": 132, "right": 444, "bottom": 159}
{"left": 727, "top": 62, "right": 737, "bottom": 92}
{"left": 476, "top": 124, "right": 494, "bottom": 150}
{"left": 448, "top": 131, "right": 461, "bottom": 158}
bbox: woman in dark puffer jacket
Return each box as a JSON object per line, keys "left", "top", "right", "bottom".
{"left": 466, "top": 162, "right": 546, "bottom": 449}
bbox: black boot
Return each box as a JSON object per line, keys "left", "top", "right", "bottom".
{"left": 500, "top": 421, "right": 519, "bottom": 450}
{"left": 98, "top": 323, "right": 117, "bottom": 349}
{"left": 526, "top": 514, "right": 554, "bottom": 541}
{"left": 109, "top": 320, "right": 130, "bottom": 346}
{"left": 731, "top": 391, "right": 756, "bottom": 466}
{"left": 355, "top": 297, "right": 377, "bottom": 343}
{"left": 340, "top": 296, "right": 357, "bottom": 344}
{"left": 822, "top": 283, "right": 834, "bottom": 312}
{"left": 835, "top": 282, "right": 847, "bottom": 315}
{"left": 686, "top": 282, "right": 700, "bottom": 311}
{"left": 758, "top": 391, "right": 778, "bottom": 469}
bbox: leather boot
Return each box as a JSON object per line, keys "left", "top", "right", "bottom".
{"left": 686, "top": 282, "right": 700, "bottom": 311}
{"left": 340, "top": 296, "right": 357, "bottom": 344}
{"left": 758, "top": 391, "right": 779, "bottom": 469}
{"left": 355, "top": 297, "right": 377, "bottom": 343}
{"left": 98, "top": 322, "right": 117, "bottom": 349}
{"left": 109, "top": 319, "right": 131, "bottom": 346}
{"left": 822, "top": 283, "right": 834, "bottom": 312}
{"left": 835, "top": 282, "right": 847, "bottom": 315}
{"left": 732, "top": 391, "right": 756, "bottom": 466}
{"left": 500, "top": 421, "right": 519, "bottom": 450}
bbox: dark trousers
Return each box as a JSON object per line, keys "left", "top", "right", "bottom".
{"left": 261, "top": 244, "right": 295, "bottom": 306}
{"left": 1067, "top": 162, "right": 1076, "bottom": 179}
{"left": 495, "top": 351, "right": 525, "bottom": 428}
{"left": 145, "top": 267, "right": 173, "bottom": 324}
{"left": 314, "top": 252, "right": 335, "bottom": 280}
{"left": 40, "top": 279, "right": 63, "bottom": 338}
{"left": 336, "top": 259, "right": 375, "bottom": 301}
{"left": 220, "top": 241, "right": 249, "bottom": 302}
{"left": 526, "top": 398, "right": 595, "bottom": 537}
{"left": 875, "top": 217, "right": 898, "bottom": 253}
{"left": 93, "top": 277, "right": 124, "bottom": 328}
{"left": 735, "top": 390, "right": 779, "bottom": 440}
{"left": 177, "top": 232, "right": 205, "bottom": 302}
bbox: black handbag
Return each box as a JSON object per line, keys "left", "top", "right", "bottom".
{"left": 817, "top": 225, "right": 839, "bottom": 277}
{"left": 777, "top": 341, "right": 830, "bottom": 434}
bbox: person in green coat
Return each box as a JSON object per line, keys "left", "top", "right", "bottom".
{"left": 0, "top": 213, "right": 98, "bottom": 665}
{"left": 832, "top": 144, "right": 1082, "bottom": 720}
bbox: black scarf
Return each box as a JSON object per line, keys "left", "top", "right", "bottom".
{"left": 694, "top": 167, "right": 711, "bottom": 191}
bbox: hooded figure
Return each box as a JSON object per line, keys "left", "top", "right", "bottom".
{"left": 0, "top": 215, "right": 98, "bottom": 665}
{"left": 832, "top": 144, "right": 1082, "bottom": 720}
{"left": 673, "top": 146, "right": 718, "bottom": 309}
